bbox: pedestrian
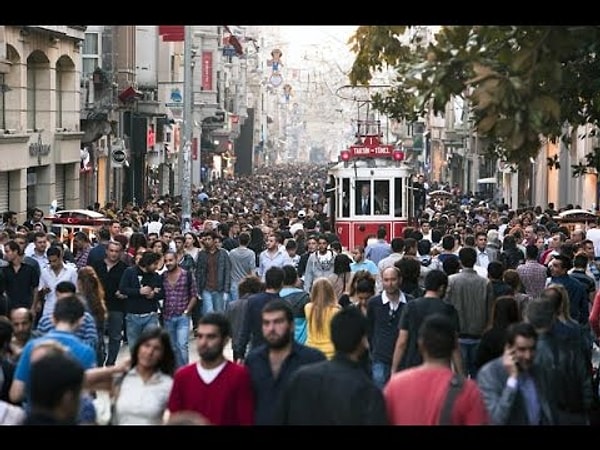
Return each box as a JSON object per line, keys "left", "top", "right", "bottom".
{"left": 161, "top": 250, "right": 198, "bottom": 369}
{"left": 305, "top": 277, "right": 341, "bottom": 359}
{"left": 391, "top": 269, "right": 462, "bottom": 374}
{"left": 118, "top": 251, "right": 164, "bottom": 354}
{"left": 90, "top": 240, "right": 128, "bottom": 366}
{"left": 273, "top": 306, "right": 388, "bottom": 425}
{"left": 385, "top": 314, "right": 489, "bottom": 425}
{"left": 476, "top": 321, "right": 557, "bottom": 425}
{"left": 244, "top": 299, "right": 325, "bottom": 425}
{"left": 24, "top": 349, "right": 85, "bottom": 425}
{"left": 234, "top": 266, "right": 284, "bottom": 362}
{"left": 367, "top": 266, "right": 413, "bottom": 389}
{"left": 226, "top": 275, "right": 264, "bottom": 361}
{"left": 195, "top": 230, "right": 232, "bottom": 315}
{"left": 167, "top": 313, "right": 254, "bottom": 425}
{"left": 111, "top": 327, "right": 175, "bottom": 425}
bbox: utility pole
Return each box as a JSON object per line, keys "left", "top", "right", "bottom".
{"left": 181, "top": 25, "right": 193, "bottom": 232}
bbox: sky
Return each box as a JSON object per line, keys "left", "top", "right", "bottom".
{"left": 278, "top": 26, "right": 358, "bottom": 67}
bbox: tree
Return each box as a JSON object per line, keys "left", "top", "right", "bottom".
{"left": 348, "top": 26, "right": 600, "bottom": 176}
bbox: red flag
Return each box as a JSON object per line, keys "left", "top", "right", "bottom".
{"left": 223, "top": 25, "right": 244, "bottom": 56}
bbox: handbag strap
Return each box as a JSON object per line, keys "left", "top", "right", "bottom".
{"left": 438, "top": 373, "right": 465, "bottom": 425}
{"left": 109, "top": 372, "right": 126, "bottom": 425}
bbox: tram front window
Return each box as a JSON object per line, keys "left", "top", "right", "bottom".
{"left": 356, "top": 180, "right": 389, "bottom": 215}
{"left": 394, "top": 178, "right": 403, "bottom": 217}
{"left": 374, "top": 180, "right": 389, "bottom": 215}
{"left": 356, "top": 181, "right": 373, "bottom": 215}
{"left": 341, "top": 178, "right": 350, "bottom": 217}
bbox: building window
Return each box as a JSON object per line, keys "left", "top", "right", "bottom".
{"left": 27, "top": 66, "right": 37, "bottom": 130}
{"left": 82, "top": 32, "right": 100, "bottom": 80}
{"left": 56, "top": 70, "right": 62, "bottom": 128}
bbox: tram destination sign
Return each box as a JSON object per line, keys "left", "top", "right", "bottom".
{"left": 348, "top": 144, "right": 395, "bottom": 158}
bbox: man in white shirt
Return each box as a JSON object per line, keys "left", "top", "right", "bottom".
{"left": 24, "top": 231, "right": 49, "bottom": 269}
{"left": 32, "top": 245, "right": 78, "bottom": 320}
{"left": 586, "top": 218, "right": 600, "bottom": 258}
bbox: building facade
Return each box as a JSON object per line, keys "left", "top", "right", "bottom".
{"left": 0, "top": 26, "right": 85, "bottom": 223}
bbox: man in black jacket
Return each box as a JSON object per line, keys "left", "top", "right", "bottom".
{"left": 273, "top": 306, "right": 388, "bottom": 425}
{"left": 526, "top": 297, "right": 593, "bottom": 425}
{"left": 118, "top": 251, "right": 164, "bottom": 354}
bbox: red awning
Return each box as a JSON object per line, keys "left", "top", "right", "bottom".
{"left": 158, "top": 26, "right": 184, "bottom": 42}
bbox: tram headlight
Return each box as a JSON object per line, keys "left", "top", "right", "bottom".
{"left": 392, "top": 150, "right": 404, "bottom": 161}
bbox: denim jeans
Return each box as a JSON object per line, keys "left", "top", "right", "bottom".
{"left": 202, "top": 290, "right": 225, "bottom": 314}
{"left": 371, "top": 360, "right": 391, "bottom": 390}
{"left": 230, "top": 282, "right": 240, "bottom": 303}
{"left": 164, "top": 314, "right": 191, "bottom": 368}
{"left": 105, "top": 310, "right": 125, "bottom": 366}
{"left": 125, "top": 312, "right": 161, "bottom": 354}
{"left": 459, "top": 338, "right": 481, "bottom": 379}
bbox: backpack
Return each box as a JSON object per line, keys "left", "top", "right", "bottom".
{"left": 281, "top": 291, "right": 310, "bottom": 318}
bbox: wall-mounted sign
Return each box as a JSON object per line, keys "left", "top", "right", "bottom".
{"left": 29, "top": 132, "right": 51, "bottom": 165}
{"left": 112, "top": 148, "right": 126, "bottom": 164}
{"left": 202, "top": 51, "right": 213, "bottom": 91}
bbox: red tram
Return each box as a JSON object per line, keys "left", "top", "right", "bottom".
{"left": 326, "top": 119, "right": 417, "bottom": 251}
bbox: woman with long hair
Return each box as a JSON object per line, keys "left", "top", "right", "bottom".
{"left": 338, "top": 270, "right": 375, "bottom": 314}
{"left": 183, "top": 231, "right": 201, "bottom": 263}
{"left": 543, "top": 284, "right": 584, "bottom": 341}
{"left": 304, "top": 277, "right": 341, "bottom": 359}
{"left": 502, "top": 269, "right": 533, "bottom": 319}
{"left": 474, "top": 295, "right": 520, "bottom": 372}
{"left": 111, "top": 327, "right": 175, "bottom": 425}
{"left": 248, "top": 227, "right": 265, "bottom": 266}
{"left": 128, "top": 232, "right": 148, "bottom": 259}
{"left": 327, "top": 253, "right": 353, "bottom": 300}
{"left": 77, "top": 266, "right": 108, "bottom": 367}
{"left": 151, "top": 240, "right": 169, "bottom": 275}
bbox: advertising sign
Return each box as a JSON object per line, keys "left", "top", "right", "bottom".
{"left": 202, "top": 51, "right": 213, "bottom": 91}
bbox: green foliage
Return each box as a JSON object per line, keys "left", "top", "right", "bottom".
{"left": 348, "top": 25, "right": 600, "bottom": 168}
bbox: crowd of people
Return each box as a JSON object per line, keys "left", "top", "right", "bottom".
{"left": 0, "top": 162, "right": 598, "bottom": 426}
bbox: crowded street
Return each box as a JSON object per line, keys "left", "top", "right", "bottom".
{"left": 2, "top": 25, "right": 600, "bottom": 426}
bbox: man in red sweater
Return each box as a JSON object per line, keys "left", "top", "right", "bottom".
{"left": 167, "top": 313, "right": 254, "bottom": 425}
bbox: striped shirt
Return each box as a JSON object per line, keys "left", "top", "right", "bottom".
{"left": 36, "top": 310, "right": 98, "bottom": 350}
{"left": 162, "top": 269, "right": 197, "bottom": 320}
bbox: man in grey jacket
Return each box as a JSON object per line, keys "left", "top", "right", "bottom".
{"left": 476, "top": 321, "right": 557, "bottom": 425}
{"left": 446, "top": 247, "right": 494, "bottom": 378}
{"left": 228, "top": 232, "right": 257, "bottom": 302}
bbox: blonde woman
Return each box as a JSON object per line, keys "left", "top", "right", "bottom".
{"left": 305, "top": 277, "right": 341, "bottom": 359}
{"left": 77, "top": 266, "right": 108, "bottom": 367}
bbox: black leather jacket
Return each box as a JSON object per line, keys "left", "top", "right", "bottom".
{"left": 535, "top": 331, "right": 593, "bottom": 414}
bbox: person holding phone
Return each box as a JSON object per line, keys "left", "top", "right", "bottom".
{"left": 476, "top": 322, "right": 557, "bottom": 425}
